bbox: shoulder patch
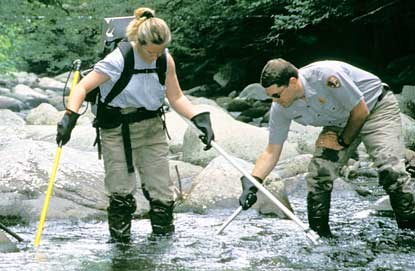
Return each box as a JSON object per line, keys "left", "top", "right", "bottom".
{"left": 327, "top": 76, "right": 341, "bottom": 88}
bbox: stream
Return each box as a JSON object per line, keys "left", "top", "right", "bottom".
{"left": 1, "top": 177, "right": 415, "bottom": 271}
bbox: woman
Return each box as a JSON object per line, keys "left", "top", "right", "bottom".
{"left": 56, "top": 7, "right": 214, "bottom": 243}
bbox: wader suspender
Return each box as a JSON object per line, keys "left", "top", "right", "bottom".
{"left": 93, "top": 41, "right": 167, "bottom": 173}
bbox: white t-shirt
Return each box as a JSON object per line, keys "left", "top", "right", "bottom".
{"left": 94, "top": 42, "right": 167, "bottom": 110}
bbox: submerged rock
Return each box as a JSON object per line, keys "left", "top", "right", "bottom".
{"left": 0, "top": 231, "right": 18, "bottom": 253}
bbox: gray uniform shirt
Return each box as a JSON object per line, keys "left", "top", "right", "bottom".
{"left": 94, "top": 42, "right": 167, "bottom": 110}
{"left": 269, "top": 60, "right": 382, "bottom": 144}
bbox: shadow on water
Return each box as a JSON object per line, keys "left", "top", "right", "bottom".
{"left": 1, "top": 178, "right": 415, "bottom": 270}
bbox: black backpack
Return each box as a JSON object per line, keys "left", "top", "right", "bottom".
{"left": 83, "top": 40, "right": 167, "bottom": 106}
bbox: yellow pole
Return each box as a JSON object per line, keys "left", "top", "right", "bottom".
{"left": 34, "top": 60, "right": 82, "bottom": 247}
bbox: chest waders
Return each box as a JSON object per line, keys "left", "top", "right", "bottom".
{"left": 91, "top": 42, "right": 170, "bottom": 242}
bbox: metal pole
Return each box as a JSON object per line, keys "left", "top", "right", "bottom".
{"left": 210, "top": 141, "right": 321, "bottom": 245}
{"left": 34, "top": 59, "right": 82, "bottom": 247}
{"left": 216, "top": 206, "right": 243, "bottom": 235}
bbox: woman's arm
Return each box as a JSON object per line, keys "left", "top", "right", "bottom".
{"left": 66, "top": 70, "right": 110, "bottom": 113}
{"left": 165, "top": 53, "right": 200, "bottom": 119}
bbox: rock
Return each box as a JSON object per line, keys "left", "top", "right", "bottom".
{"left": 238, "top": 83, "right": 270, "bottom": 101}
{"left": 215, "top": 96, "right": 233, "bottom": 109}
{"left": 256, "top": 178, "right": 293, "bottom": 218}
{"left": 0, "top": 231, "right": 18, "bottom": 253}
{"left": 0, "top": 73, "right": 17, "bottom": 89}
{"left": 226, "top": 98, "right": 252, "bottom": 112}
{"left": 213, "top": 64, "right": 232, "bottom": 88}
{"left": 180, "top": 155, "right": 293, "bottom": 217}
{"left": 25, "top": 103, "right": 60, "bottom": 125}
{"left": 0, "top": 96, "right": 25, "bottom": 112}
{"left": 12, "top": 84, "right": 48, "bottom": 101}
{"left": 183, "top": 85, "right": 210, "bottom": 97}
{"left": 0, "top": 109, "right": 25, "bottom": 127}
{"left": 164, "top": 109, "right": 188, "bottom": 154}
{"left": 401, "top": 113, "right": 415, "bottom": 149}
{"left": 0, "top": 139, "right": 108, "bottom": 222}
{"left": 36, "top": 77, "right": 66, "bottom": 93}
{"left": 11, "top": 71, "right": 38, "bottom": 87}
{"left": 182, "top": 104, "right": 299, "bottom": 167}
{"left": 0, "top": 87, "right": 10, "bottom": 95}
{"left": 398, "top": 85, "right": 415, "bottom": 118}
{"left": 240, "top": 106, "right": 269, "bottom": 118}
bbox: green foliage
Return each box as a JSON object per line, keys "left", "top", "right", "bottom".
{"left": 0, "top": 0, "right": 146, "bottom": 75}
{"left": 0, "top": 24, "right": 24, "bottom": 73}
{"left": 0, "top": 0, "right": 413, "bottom": 93}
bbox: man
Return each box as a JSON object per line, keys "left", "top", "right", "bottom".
{"left": 238, "top": 58, "right": 415, "bottom": 237}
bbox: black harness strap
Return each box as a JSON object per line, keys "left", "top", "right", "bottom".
{"left": 121, "top": 121, "right": 134, "bottom": 173}
{"left": 104, "top": 42, "right": 135, "bottom": 104}
{"left": 120, "top": 108, "right": 163, "bottom": 173}
{"left": 93, "top": 42, "right": 168, "bottom": 173}
{"left": 132, "top": 68, "right": 157, "bottom": 74}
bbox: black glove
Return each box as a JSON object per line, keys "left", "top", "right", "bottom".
{"left": 191, "top": 112, "right": 215, "bottom": 150}
{"left": 56, "top": 110, "right": 80, "bottom": 146}
{"left": 239, "top": 175, "right": 263, "bottom": 210}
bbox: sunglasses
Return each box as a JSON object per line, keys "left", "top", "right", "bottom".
{"left": 271, "top": 92, "right": 282, "bottom": 99}
{"left": 270, "top": 86, "right": 287, "bottom": 99}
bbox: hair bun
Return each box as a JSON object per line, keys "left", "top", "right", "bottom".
{"left": 141, "top": 10, "right": 154, "bottom": 19}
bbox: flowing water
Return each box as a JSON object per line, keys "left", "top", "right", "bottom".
{"left": 1, "top": 178, "right": 415, "bottom": 271}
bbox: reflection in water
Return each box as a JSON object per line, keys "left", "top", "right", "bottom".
{"left": 109, "top": 235, "right": 175, "bottom": 271}
{"left": 1, "top": 177, "right": 415, "bottom": 270}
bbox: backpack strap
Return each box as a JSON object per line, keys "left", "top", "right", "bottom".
{"left": 103, "top": 41, "right": 135, "bottom": 105}
{"left": 130, "top": 50, "right": 167, "bottom": 84}
{"left": 156, "top": 50, "right": 167, "bottom": 85}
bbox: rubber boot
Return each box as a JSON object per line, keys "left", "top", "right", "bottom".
{"left": 389, "top": 192, "right": 415, "bottom": 230}
{"left": 307, "top": 191, "right": 333, "bottom": 238}
{"left": 149, "top": 200, "right": 175, "bottom": 235}
{"left": 107, "top": 194, "right": 137, "bottom": 243}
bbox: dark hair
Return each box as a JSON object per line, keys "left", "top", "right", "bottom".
{"left": 260, "top": 58, "right": 298, "bottom": 88}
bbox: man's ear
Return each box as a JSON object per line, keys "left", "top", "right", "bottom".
{"left": 288, "top": 77, "right": 297, "bottom": 86}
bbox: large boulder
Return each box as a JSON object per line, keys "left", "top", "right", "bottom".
{"left": 178, "top": 155, "right": 307, "bottom": 217}
{"left": 0, "top": 139, "right": 107, "bottom": 223}
{"left": 182, "top": 104, "right": 300, "bottom": 166}
{"left": 25, "top": 103, "right": 61, "bottom": 125}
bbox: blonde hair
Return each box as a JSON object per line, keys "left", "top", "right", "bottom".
{"left": 126, "top": 7, "right": 171, "bottom": 46}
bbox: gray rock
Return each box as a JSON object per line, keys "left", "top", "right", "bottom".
{"left": 25, "top": 103, "right": 60, "bottom": 125}
{"left": 0, "top": 109, "right": 25, "bottom": 127}
{"left": 12, "top": 84, "right": 48, "bottom": 100}
{"left": 182, "top": 104, "right": 299, "bottom": 167}
{"left": 181, "top": 155, "right": 293, "bottom": 217}
{"left": 0, "top": 87, "right": 10, "bottom": 95}
{"left": 0, "top": 96, "right": 25, "bottom": 111}
{"left": 11, "top": 71, "right": 38, "bottom": 87}
{"left": 401, "top": 113, "right": 415, "bottom": 149}
{"left": 0, "top": 231, "right": 18, "bottom": 253}
{"left": 398, "top": 85, "right": 415, "bottom": 116}
{"left": 238, "top": 83, "right": 270, "bottom": 101}
{"left": 37, "top": 77, "right": 66, "bottom": 92}
{"left": 226, "top": 98, "right": 251, "bottom": 112}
